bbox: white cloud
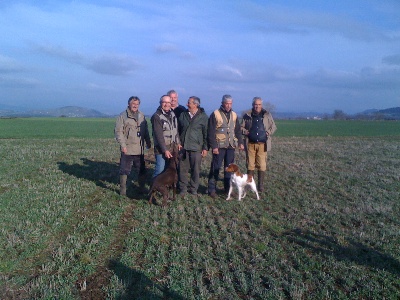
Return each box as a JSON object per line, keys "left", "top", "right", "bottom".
{"left": 218, "top": 65, "right": 243, "bottom": 78}
{"left": 155, "top": 43, "right": 179, "bottom": 54}
{"left": 0, "top": 75, "right": 39, "bottom": 87}
{"left": 210, "top": 84, "right": 242, "bottom": 92}
{"left": 35, "top": 44, "right": 141, "bottom": 76}
{"left": 382, "top": 54, "right": 400, "bottom": 66}
{"left": 240, "top": 2, "right": 396, "bottom": 41}
{"left": 87, "top": 54, "right": 141, "bottom": 76}
{"left": 0, "top": 1, "right": 399, "bottom": 114}
{"left": 0, "top": 55, "right": 24, "bottom": 73}
{"left": 305, "top": 66, "right": 400, "bottom": 90}
{"left": 85, "top": 83, "right": 116, "bottom": 91}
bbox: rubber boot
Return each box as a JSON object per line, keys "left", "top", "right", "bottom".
{"left": 247, "top": 170, "right": 254, "bottom": 183}
{"left": 120, "top": 175, "right": 127, "bottom": 196}
{"left": 258, "top": 171, "right": 265, "bottom": 192}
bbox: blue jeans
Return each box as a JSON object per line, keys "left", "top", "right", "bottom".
{"left": 153, "top": 154, "right": 167, "bottom": 178}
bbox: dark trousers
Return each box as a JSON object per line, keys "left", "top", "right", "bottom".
{"left": 208, "top": 148, "right": 235, "bottom": 193}
{"left": 179, "top": 150, "right": 202, "bottom": 193}
{"left": 119, "top": 153, "right": 146, "bottom": 176}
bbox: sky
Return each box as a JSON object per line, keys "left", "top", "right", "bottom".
{"left": 1, "top": 0, "right": 400, "bottom": 116}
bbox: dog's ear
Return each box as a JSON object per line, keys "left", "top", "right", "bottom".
{"left": 232, "top": 164, "right": 239, "bottom": 172}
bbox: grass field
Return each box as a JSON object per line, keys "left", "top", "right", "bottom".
{"left": 0, "top": 118, "right": 399, "bottom": 299}
{"left": 2, "top": 117, "right": 400, "bottom": 138}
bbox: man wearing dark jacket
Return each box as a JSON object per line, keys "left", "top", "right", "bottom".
{"left": 167, "top": 89, "right": 187, "bottom": 122}
{"left": 178, "top": 96, "right": 208, "bottom": 196}
{"left": 241, "top": 97, "right": 277, "bottom": 192}
{"left": 207, "top": 94, "right": 244, "bottom": 198}
{"left": 151, "top": 95, "right": 181, "bottom": 178}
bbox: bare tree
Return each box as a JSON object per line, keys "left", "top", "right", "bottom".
{"left": 264, "top": 101, "right": 276, "bottom": 113}
{"left": 333, "top": 109, "right": 346, "bottom": 120}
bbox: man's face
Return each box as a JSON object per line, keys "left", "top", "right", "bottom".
{"left": 161, "top": 96, "right": 172, "bottom": 112}
{"left": 222, "top": 100, "right": 233, "bottom": 112}
{"left": 187, "top": 98, "right": 198, "bottom": 113}
{"left": 170, "top": 93, "right": 178, "bottom": 108}
{"left": 128, "top": 100, "right": 140, "bottom": 113}
{"left": 253, "top": 99, "right": 262, "bottom": 114}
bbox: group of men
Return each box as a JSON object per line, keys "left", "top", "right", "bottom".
{"left": 114, "top": 90, "right": 277, "bottom": 199}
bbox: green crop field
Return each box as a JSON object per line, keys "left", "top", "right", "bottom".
{"left": 0, "top": 118, "right": 399, "bottom": 299}
{"left": 1, "top": 117, "right": 400, "bottom": 139}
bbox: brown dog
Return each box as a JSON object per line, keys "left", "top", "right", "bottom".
{"left": 148, "top": 144, "right": 179, "bottom": 206}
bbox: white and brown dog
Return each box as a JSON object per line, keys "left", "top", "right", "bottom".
{"left": 225, "top": 163, "right": 260, "bottom": 201}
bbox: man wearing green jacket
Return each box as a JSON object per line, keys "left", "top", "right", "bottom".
{"left": 115, "top": 96, "right": 151, "bottom": 196}
{"left": 178, "top": 96, "right": 208, "bottom": 196}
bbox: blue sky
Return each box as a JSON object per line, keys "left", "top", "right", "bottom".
{"left": 1, "top": 0, "right": 399, "bottom": 115}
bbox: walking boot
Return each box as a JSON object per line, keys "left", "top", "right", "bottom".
{"left": 247, "top": 170, "right": 254, "bottom": 183}
{"left": 208, "top": 178, "right": 217, "bottom": 198}
{"left": 120, "top": 175, "right": 127, "bottom": 196}
{"left": 258, "top": 170, "right": 265, "bottom": 193}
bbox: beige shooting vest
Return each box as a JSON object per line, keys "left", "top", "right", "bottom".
{"left": 213, "top": 109, "right": 238, "bottom": 148}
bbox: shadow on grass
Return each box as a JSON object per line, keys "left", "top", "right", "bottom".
{"left": 286, "top": 229, "right": 400, "bottom": 276}
{"left": 57, "top": 158, "right": 153, "bottom": 199}
{"left": 108, "top": 259, "right": 185, "bottom": 300}
{"left": 58, "top": 158, "right": 119, "bottom": 188}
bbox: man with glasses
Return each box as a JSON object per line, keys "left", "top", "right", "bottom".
{"left": 151, "top": 95, "right": 181, "bottom": 178}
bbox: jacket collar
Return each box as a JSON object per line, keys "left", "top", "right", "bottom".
{"left": 157, "top": 106, "right": 171, "bottom": 115}
{"left": 219, "top": 106, "right": 232, "bottom": 114}
{"left": 246, "top": 108, "right": 267, "bottom": 117}
{"left": 126, "top": 109, "right": 140, "bottom": 119}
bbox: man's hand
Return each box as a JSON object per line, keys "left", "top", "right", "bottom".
{"left": 239, "top": 144, "right": 244, "bottom": 151}
{"left": 122, "top": 147, "right": 127, "bottom": 154}
{"left": 212, "top": 148, "right": 219, "bottom": 155}
{"left": 201, "top": 149, "right": 208, "bottom": 157}
{"left": 164, "top": 150, "right": 173, "bottom": 159}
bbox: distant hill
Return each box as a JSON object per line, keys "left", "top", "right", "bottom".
{"left": 0, "top": 106, "right": 110, "bottom": 118}
{"left": 1, "top": 104, "right": 399, "bottom": 120}
{"left": 360, "top": 109, "right": 379, "bottom": 114}
{"left": 273, "top": 111, "right": 328, "bottom": 120}
{"left": 379, "top": 107, "right": 400, "bottom": 115}
{"left": 357, "top": 107, "right": 400, "bottom": 120}
{"left": 273, "top": 107, "right": 400, "bottom": 120}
